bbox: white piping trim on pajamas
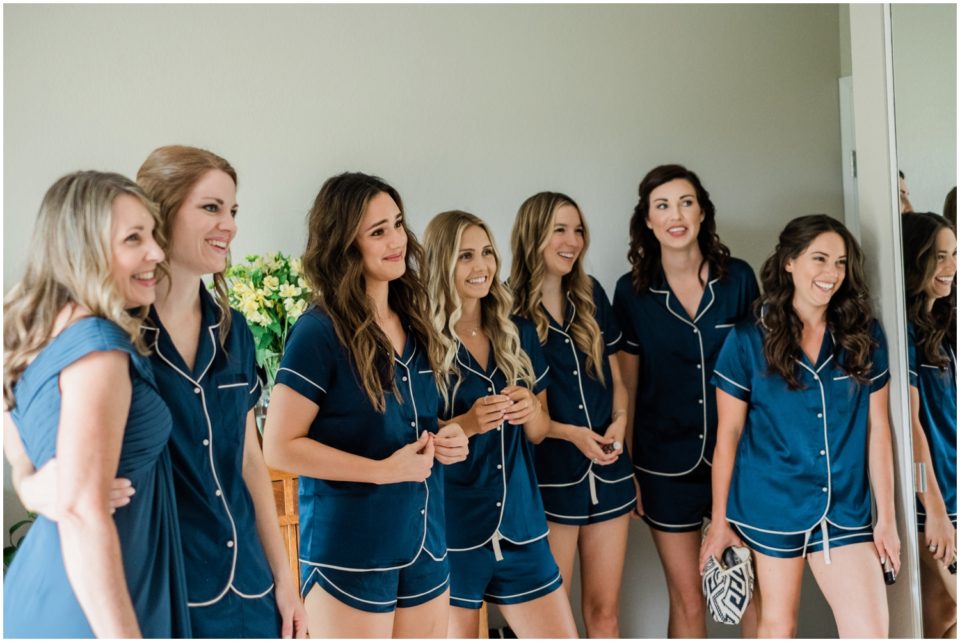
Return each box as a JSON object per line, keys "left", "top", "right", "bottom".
{"left": 277, "top": 367, "right": 327, "bottom": 393}
{"left": 450, "top": 595, "right": 484, "bottom": 605}
{"left": 230, "top": 583, "right": 275, "bottom": 599}
{"left": 643, "top": 515, "right": 703, "bottom": 529}
{"left": 397, "top": 575, "right": 450, "bottom": 601}
{"left": 606, "top": 331, "right": 623, "bottom": 347}
{"left": 544, "top": 497, "right": 637, "bottom": 521}
{"left": 825, "top": 517, "right": 872, "bottom": 530}
{"left": 216, "top": 381, "right": 248, "bottom": 389}
{"left": 641, "top": 281, "right": 717, "bottom": 476}
{"left": 736, "top": 524, "right": 873, "bottom": 554}
{"left": 714, "top": 370, "right": 750, "bottom": 392}
{"left": 484, "top": 571, "right": 562, "bottom": 600}
{"left": 714, "top": 323, "right": 735, "bottom": 329}
{"left": 870, "top": 369, "right": 889, "bottom": 381}
{"left": 316, "top": 569, "right": 398, "bottom": 606}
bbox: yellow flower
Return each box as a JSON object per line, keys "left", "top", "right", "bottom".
{"left": 287, "top": 299, "right": 308, "bottom": 321}
{"left": 290, "top": 258, "right": 302, "bottom": 277}
{"left": 278, "top": 283, "right": 302, "bottom": 298}
{"left": 262, "top": 275, "right": 280, "bottom": 291}
{"left": 241, "top": 294, "right": 260, "bottom": 317}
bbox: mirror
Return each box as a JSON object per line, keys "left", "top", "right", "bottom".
{"left": 891, "top": 4, "right": 958, "bottom": 638}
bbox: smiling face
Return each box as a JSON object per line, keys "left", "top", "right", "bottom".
{"left": 645, "top": 179, "right": 705, "bottom": 250}
{"left": 542, "top": 204, "right": 584, "bottom": 279}
{"left": 354, "top": 190, "right": 407, "bottom": 284}
{"left": 924, "top": 226, "right": 957, "bottom": 303}
{"left": 785, "top": 231, "right": 847, "bottom": 313}
{"left": 109, "top": 194, "right": 165, "bottom": 307}
{"left": 167, "top": 169, "right": 237, "bottom": 276}
{"left": 454, "top": 224, "right": 498, "bottom": 304}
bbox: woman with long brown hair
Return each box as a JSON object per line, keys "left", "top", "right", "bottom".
{"left": 701, "top": 214, "right": 900, "bottom": 636}
{"left": 612, "top": 164, "right": 758, "bottom": 636}
{"left": 423, "top": 209, "right": 577, "bottom": 638}
{"left": 263, "top": 172, "right": 467, "bottom": 638}
{"left": 510, "top": 192, "right": 634, "bottom": 637}
{"left": 902, "top": 212, "right": 956, "bottom": 638}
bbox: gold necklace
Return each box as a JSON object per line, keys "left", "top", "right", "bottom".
{"left": 457, "top": 322, "right": 481, "bottom": 338}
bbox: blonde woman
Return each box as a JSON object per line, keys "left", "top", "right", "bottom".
{"left": 7, "top": 147, "right": 307, "bottom": 638}
{"left": 423, "top": 210, "right": 577, "bottom": 638}
{"left": 3, "top": 171, "right": 189, "bottom": 637}
{"left": 263, "top": 173, "right": 467, "bottom": 638}
{"left": 510, "top": 192, "right": 634, "bottom": 637}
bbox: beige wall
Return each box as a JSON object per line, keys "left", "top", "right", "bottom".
{"left": 891, "top": 3, "right": 957, "bottom": 214}
{"left": 4, "top": 4, "right": 845, "bottom": 636}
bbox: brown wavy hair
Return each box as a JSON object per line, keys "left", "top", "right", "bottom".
{"left": 302, "top": 172, "right": 443, "bottom": 412}
{"left": 902, "top": 212, "right": 957, "bottom": 369}
{"left": 756, "top": 214, "right": 875, "bottom": 389}
{"left": 4, "top": 171, "right": 160, "bottom": 408}
{"left": 627, "top": 164, "right": 730, "bottom": 292}
{"left": 136, "top": 145, "right": 237, "bottom": 346}
{"left": 510, "top": 192, "right": 606, "bottom": 384}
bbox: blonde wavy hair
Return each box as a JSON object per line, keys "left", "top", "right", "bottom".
{"left": 510, "top": 192, "right": 606, "bottom": 385}
{"left": 4, "top": 171, "right": 160, "bottom": 408}
{"left": 137, "top": 145, "right": 237, "bottom": 346}
{"left": 423, "top": 210, "right": 535, "bottom": 408}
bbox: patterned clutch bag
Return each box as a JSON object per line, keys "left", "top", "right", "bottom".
{"left": 701, "top": 543, "right": 754, "bottom": 625}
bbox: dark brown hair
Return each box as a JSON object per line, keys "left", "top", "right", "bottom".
{"left": 302, "top": 172, "right": 443, "bottom": 412}
{"left": 756, "top": 214, "right": 875, "bottom": 389}
{"left": 137, "top": 145, "right": 237, "bottom": 345}
{"left": 627, "top": 164, "right": 730, "bottom": 292}
{"left": 902, "top": 212, "right": 956, "bottom": 369}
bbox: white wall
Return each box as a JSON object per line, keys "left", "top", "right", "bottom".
{"left": 891, "top": 3, "right": 957, "bottom": 215}
{"left": 4, "top": 4, "right": 846, "bottom": 636}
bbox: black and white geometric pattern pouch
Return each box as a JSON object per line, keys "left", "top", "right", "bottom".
{"left": 701, "top": 543, "right": 755, "bottom": 625}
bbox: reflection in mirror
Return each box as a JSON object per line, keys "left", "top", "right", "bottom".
{"left": 891, "top": 4, "right": 958, "bottom": 637}
{"left": 900, "top": 213, "right": 957, "bottom": 638}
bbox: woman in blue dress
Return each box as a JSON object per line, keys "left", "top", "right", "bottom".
{"left": 902, "top": 212, "right": 956, "bottom": 638}
{"left": 8, "top": 147, "right": 306, "bottom": 637}
{"left": 422, "top": 209, "right": 578, "bottom": 638}
{"left": 3, "top": 171, "right": 189, "bottom": 637}
{"left": 611, "top": 164, "right": 759, "bottom": 636}
{"left": 135, "top": 145, "right": 305, "bottom": 637}
{"left": 263, "top": 172, "right": 468, "bottom": 638}
{"left": 701, "top": 214, "right": 900, "bottom": 637}
{"left": 509, "top": 192, "right": 634, "bottom": 637}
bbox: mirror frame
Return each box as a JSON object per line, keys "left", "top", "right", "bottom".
{"left": 849, "top": 4, "right": 922, "bottom": 637}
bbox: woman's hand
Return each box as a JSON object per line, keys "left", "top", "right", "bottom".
{"left": 19, "top": 458, "right": 135, "bottom": 520}
{"left": 570, "top": 428, "right": 619, "bottom": 466}
{"left": 462, "top": 394, "right": 512, "bottom": 436}
{"left": 699, "top": 519, "right": 743, "bottom": 574}
{"left": 275, "top": 576, "right": 308, "bottom": 638}
{"left": 379, "top": 431, "right": 435, "bottom": 484}
{"left": 434, "top": 423, "right": 469, "bottom": 465}
{"left": 873, "top": 517, "right": 901, "bottom": 576}
{"left": 924, "top": 509, "right": 957, "bottom": 567}
{"left": 501, "top": 385, "right": 540, "bottom": 425}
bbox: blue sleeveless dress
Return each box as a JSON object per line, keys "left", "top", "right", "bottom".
{"left": 3, "top": 318, "right": 191, "bottom": 638}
